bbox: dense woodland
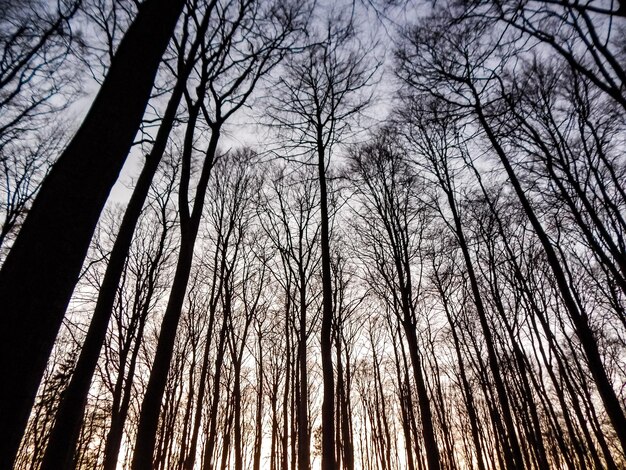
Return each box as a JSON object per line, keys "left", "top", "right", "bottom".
{"left": 0, "top": 0, "right": 624, "bottom": 468}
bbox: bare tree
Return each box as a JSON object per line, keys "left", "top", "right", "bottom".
{"left": 267, "top": 18, "right": 378, "bottom": 468}
{"left": 0, "top": 0, "right": 186, "bottom": 464}
{"left": 131, "top": 2, "right": 303, "bottom": 465}
{"left": 347, "top": 129, "right": 442, "bottom": 470}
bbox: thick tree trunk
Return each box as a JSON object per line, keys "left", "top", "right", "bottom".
{"left": 0, "top": 1, "right": 185, "bottom": 465}
{"left": 40, "top": 63, "right": 190, "bottom": 470}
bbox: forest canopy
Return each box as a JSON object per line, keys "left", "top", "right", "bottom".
{"left": 0, "top": 0, "right": 625, "bottom": 469}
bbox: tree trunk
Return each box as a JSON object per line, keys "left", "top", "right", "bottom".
{"left": 201, "top": 306, "right": 230, "bottom": 470}
{"left": 40, "top": 61, "right": 190, "bottom": 470}
{"left": 317, "top": 138, "right": 336, "bottom": 470}
{"left": 402, "top": 325, "right": 441, "bottom": 470}
{"left": 233, "top": 361, "right": 243, "bottom": 470}
{"left": 282, "top": 292, "right": 291, "bottom": 470}
{"left": 0, "top": 1, "right": 185, "bottom": 464}
{"left": 102, "top": 311, "right": 147, "bottom": 470}
{"left": 297, "top": 269, "right": 310, "bottom": 470}
{"left": 253, "top": 333, "right": 264, "bottom": 470}
{"left": 132, "top": 128, "right": 220, "bottom": 470}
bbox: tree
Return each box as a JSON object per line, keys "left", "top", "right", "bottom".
{"left": 131, "top": 2, "right": 303, "bottom": 465}
{"left": 347, "top": 128, "right": 442, "bottom": 470}
{"left": 396, "top": 5, "right": 626, "bottom": 459}
{"left": 267, "top": 19, "right": 378, "bottom": 468}
{"left": 259, "top": 164, "right": 323, "bottom": 470}
{"left": 0, "top": 0, "right": 186, "bottom": 464}
{"left": 38, "top": 6, "right": 212, "bottom": 468}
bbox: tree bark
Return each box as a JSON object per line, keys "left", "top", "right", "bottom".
{"left": 0, "top": 0, "right": 185, "bottom": 465}
{"left": 40, "top": 53, "right": 193, "bottom": 470}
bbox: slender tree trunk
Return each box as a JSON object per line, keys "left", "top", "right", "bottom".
{"left": 202, "top": 304, "right": 230, "bottom": 470}
{"left": 132, "top": 129, "right": 220, "bottom": 470}
{"left": 435, "top": 282, "right": 486, "bottom": 470}
{"left": 176, "top": 346, "right": 197, "bottom": 469}
{"left": 182, "top": 311, "right": 215, "bottom": 470}
{"left": 282, "top": 292, "right": 291, "bottom": 470}
{"left": 253, "top": 333, "right": 264, "bottom": 470}
{"left": 0, "top": 1, "right": 185, "bottom": 464}
{"left": 271, "top": 391, "right": 279, "bottom": 470}
{"left": 233, "top": 361, "right": 243, "bottom": 470}
{"left": 102, "top": 312, "right": 147, "bottom": 470}
{"left": 184, "top": 241, "right": 226, "bottom": 470}
{"left": 218, "top": 389, "right": 235, "bottom": 470}
{"left": 336, "top": 335, "right": 354, "bottom": 470}
{"left": 391, "top": 249, "right": 441, "bottom": 470}
{"left": 291, "top": 354, "right": 298, "bottom": 470}
{"left": 402, "top": 325, "right": 442, "bottom": 470}
{"left": 297, "top": 270, "right": 310, "bottom": 470}
{"left": 317, "top": 139, "right": 336, "bottom": 470}
{"left": 390, "top": 326, "right": 416, "bottom": 470}
{"left": 473, "top": 95, "right": 626, "bottom": 453}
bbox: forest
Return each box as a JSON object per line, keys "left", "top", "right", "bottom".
{"left": 0, "top": 0, "right": 624, "bottom": 468}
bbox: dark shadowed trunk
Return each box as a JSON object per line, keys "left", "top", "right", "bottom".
{"left": 0, "top": 0, "right": 185, "bottom": 465}
{"left": 38, "top": 19, "right": 208, "bottom": 463}
{"left": 132, "top": 127, "right": 220, "bottom": 470}
{"left": 317, "top": 141, "right": 336, "bottom": 470}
